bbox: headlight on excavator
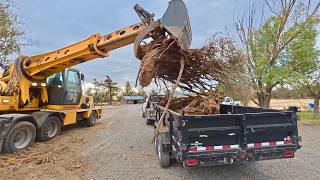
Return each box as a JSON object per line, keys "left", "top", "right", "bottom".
{"left": 2, "top": 99, "right": 9, "bottom": 103}
{"left": 41, "top": 83, "right": 46, "bottom": 87}
{"left": 31, "top": 82, "right": 38, "bottom": 86}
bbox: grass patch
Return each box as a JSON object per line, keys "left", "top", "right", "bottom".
{"left": 297, "top": 112, "right": 320, "bottom": 126}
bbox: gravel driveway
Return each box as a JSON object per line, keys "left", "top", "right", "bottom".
{"left": 85, "top": 105, "right": 320, "bottom": 180}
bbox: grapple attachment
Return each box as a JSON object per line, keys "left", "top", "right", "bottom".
{"left": 134, "top": 0, "right": 192, "bottom": 59}
{"left": 161, "top": 0, "right": 192, "bottom": 50}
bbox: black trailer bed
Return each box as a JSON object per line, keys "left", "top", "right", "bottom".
{"left": 153, "top": 104, "right": 301, "bottom": 168}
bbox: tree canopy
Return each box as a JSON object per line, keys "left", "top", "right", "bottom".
{"left": 0, "top": 0, "right": 24, "bottom": 70}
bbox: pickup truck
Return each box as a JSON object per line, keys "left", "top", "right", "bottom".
{"left": 142, "top": 95, "right": 165, "bottom": 125}
{"left": 153, "top": 104, "right": 301, "bottom": 168}
{"left": 221, "top": 96, "right": 242, "bottom": 106}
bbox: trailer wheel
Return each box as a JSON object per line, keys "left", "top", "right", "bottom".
{"left": 37, "top": 116, "right": 61, "bottom": 141}
{"left": 156, "top": 133, "right": 170, "bottom": 168}
{"left": 3, "top": 121, "right": 36, "bottom": 153}
{"left": 86, "top": 111, "right": 97, "bottom": 127}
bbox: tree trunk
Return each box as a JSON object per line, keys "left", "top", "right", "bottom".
{"left": 109, "top": 87, "right": 112, "bottom": 105}
{"left": 314, "top": 97, "right": 320, "bottom": 119}
{"left": 257, "top": 88, "right": 272, "bottom": 108}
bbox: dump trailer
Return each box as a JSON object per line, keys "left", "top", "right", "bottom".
{"left": 153, "top": 104, "right": 301, "bottom": 168}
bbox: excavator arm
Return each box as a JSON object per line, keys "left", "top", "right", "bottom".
{"left": 20, "top": 22, "right": 147, "bottom": 81}
{"left": 0, "top": 0, "right": 192, "bottom": 106}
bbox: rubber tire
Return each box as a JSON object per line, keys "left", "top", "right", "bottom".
{"left": 3, "top": 121, "right": 36, "bottom": 153}
{"left": 142, "top": 112, "right": 146, "bottom": 118}
{"left": 37, "top": 116, "right": 61, "bottom": 142}
{"left": 146, "top": 119, "right": 154, "bottom": 125}
{"left": 86, "top": 111, "right": 97, "bottom": 127}
{"left": 156, "top": 133, "right": 170, "bottom": 168}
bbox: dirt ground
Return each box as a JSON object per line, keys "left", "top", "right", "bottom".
{"left": 1, "top": 105, "right": 320, "bottom": 180}
{"left": 0, "top": 112, "right": 114, "bottom": 180}
{"left": 249, "top": 99, "right": 313, "bottom": 110}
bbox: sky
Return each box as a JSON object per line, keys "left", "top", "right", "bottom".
{"left": 14, "top": 0, "right": 319, "bottom": 88}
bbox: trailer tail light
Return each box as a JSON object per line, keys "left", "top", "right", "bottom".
{"left": 185, "top": 159, "right": 198, "bottom": 166}
{"left": 283, "top": 151, "right": 294, "bottom": 158}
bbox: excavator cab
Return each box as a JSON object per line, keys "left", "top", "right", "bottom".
{"left": 46, "top": 68, "right": 83, "bottom": 106}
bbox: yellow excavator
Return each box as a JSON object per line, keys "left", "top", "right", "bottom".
{"left": 0, "top": 0, "right": 191, "bottom": 153}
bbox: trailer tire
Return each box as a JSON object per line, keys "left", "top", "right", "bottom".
{"left": 86, "top": 111, "right": 97, "bottom": 127}
{"left": 37, "top": 116, "right": 61, "bottom": 141}
{"left": 3, "top": 121, "right": 36, "bottom": 153}
{"left": 156, "top": 133, "right": 170, "bottom": 168}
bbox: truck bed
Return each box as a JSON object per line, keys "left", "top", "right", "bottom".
{"left": 154, "top": 104, "right": 301, "bottom": 167}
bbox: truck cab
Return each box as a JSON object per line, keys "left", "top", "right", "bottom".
{"left": 142, "top": 95, "right": 165, "bottom": 125}
{"left": 221, "top": 96, "right": 242, "bottom": 106}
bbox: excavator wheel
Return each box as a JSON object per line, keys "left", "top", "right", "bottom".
{"left": 37, "top": 116, "right": 61, "bottom": 141}
{"left": 86, "top": 111, "right": 97, "bottom": 127}
{"left": 3, "top": 121, "right": 36, "bottom": 153}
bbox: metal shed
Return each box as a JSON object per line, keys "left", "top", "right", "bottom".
{"left": 123, "top": 96, "right": 145, "bottom": 104}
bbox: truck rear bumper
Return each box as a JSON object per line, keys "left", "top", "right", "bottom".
{"left": 182, "top": 146, "right": 299, "bottom": 167}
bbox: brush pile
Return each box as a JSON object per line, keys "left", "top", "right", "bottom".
{"left": 158, "top": 92, "right": 221, "bottom": 115}
{"left": 137, "top": 35, "right": 244, "bottom": 115}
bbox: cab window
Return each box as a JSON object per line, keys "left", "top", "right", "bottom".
{"left": 65, "top": 70, "right": 81, "bottom": 104}
{"left": 47, "top": 72, "right": 63, "bottom": 87}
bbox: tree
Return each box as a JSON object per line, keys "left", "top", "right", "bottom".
{"left": 0, "top": 0, "right": 24, "bottom": 70}
{"left": 296, "top": 57, "right": 320, "bottom": 119}
{"left": 123, "top": 81, "right": 135, "bottom": 96}
{"left": 136, "top": 87, "right": 146, "bottom": 96}
{"left": 104, "top": 75, "right": 118, "bottom": 105}
{"left": 235, "top": 0, "right": 320, "bottom": 108}
{"left": 92, "top": 78, "right": 104, "bottom": 105}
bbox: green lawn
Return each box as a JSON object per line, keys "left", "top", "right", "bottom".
{"left": 297, "top": 112, "right": 320, "bottom": 126}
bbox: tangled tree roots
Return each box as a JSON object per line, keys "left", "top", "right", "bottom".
{"left": 137, "top": 35, "right": 244, "bottom": 115}
{"left": 138, "top": 36, "right": 244, "bottom": 94}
